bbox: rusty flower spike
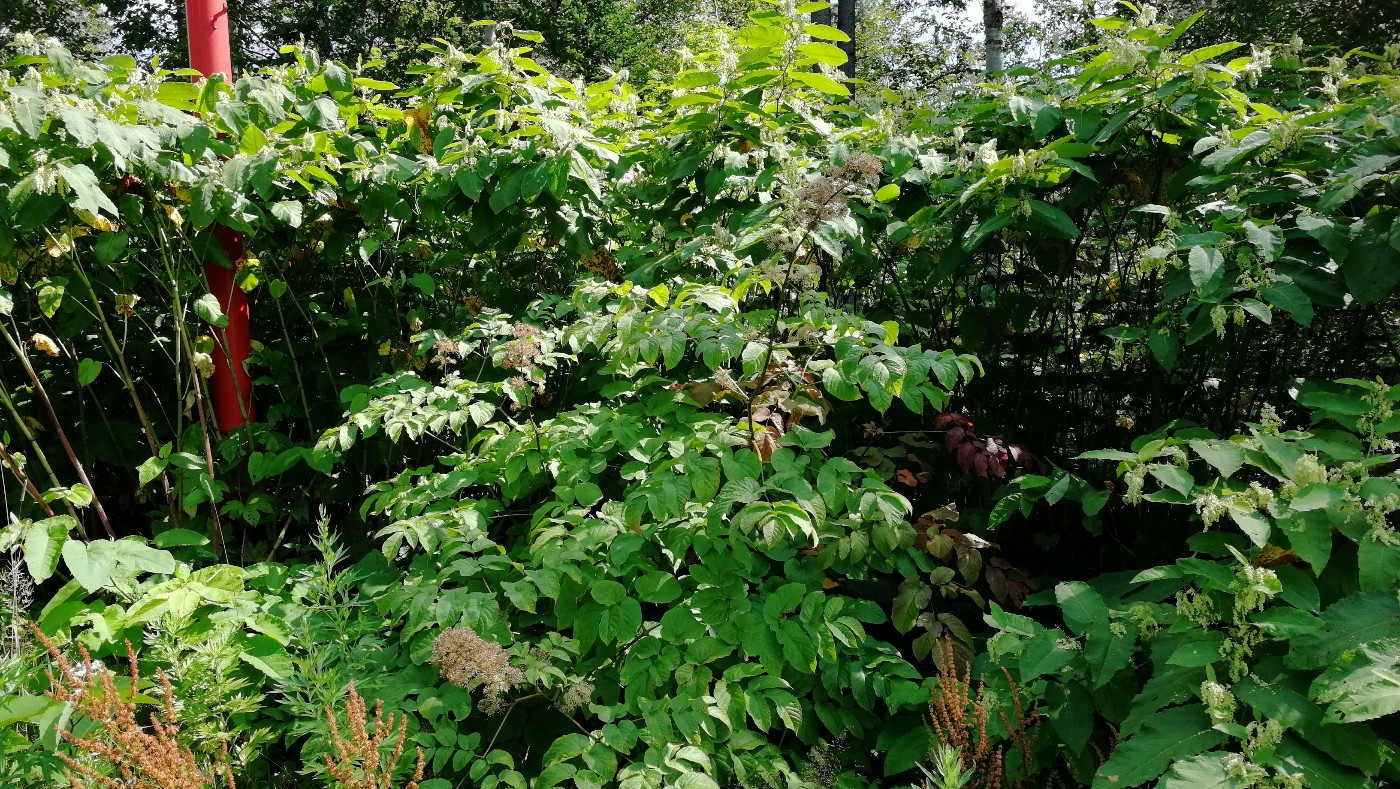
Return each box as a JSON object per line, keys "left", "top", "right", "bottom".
{"left": 31, "top": 624, "right": 234, "bottom": 789}
{"left": 928, "top": 635, "right": 1036, "bottom": 789}
{"left": 324, "top": 682, "right": 425, "bottom": 789}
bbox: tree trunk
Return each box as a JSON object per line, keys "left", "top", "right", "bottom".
{"left": 836, "top": 0, "right": 856, "bottom": 80}
{"left": 983, "top": 0, "right": 1004, "bottom": 74}
{"left": 812, "top": 3, "right": 832, "bottom": 26}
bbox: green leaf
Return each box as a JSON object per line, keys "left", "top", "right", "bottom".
{"left": 137, "top": 456, "right": 166, "bottom": 487}
{"left": 673, "top": 70, "right": 719, "bottom": 89}
{"left": 62, "top": 539, "right": 118, "bottom": 592}
{"left": 1229, "top": 508, "right": 1271, "bottom": 547}
{"left": 193, "top": 293, "right": 228, "bottom": 328}
{"left": 673, "top": 774, "right": 719, "bottom": 789}
{"left": 892, "top": 578, "right": 931, "bottom": 633}
{"left": 1358, "top": 537, "right": 1400, "bottom": 593}
{"left": 1180, "top": 42, "right": 1243, "bottom": 66}
{"left": 1149, "top": 330, "right": 1179, "bottom": 371}
{"left": 778, "top": 425, "right": 834, "bottom": 450}
{"left": 10, "top": 96, "right": 45, "bottom": 137}
{"left": 1092, "top": 705, "right": 1227, "bottom": 788}
{"left": 58, "top": 163, "right": 119, "bottom": 216}
{"left": 154, "top": 529, "right": 209, "bottom": 548}
{"left": 797, "top": 42, "right": 848, "bottom": 66}
{"left": 1021, "top": 103, "right": 1057, "bottom": 139}
{"left": 779, "top": 618, "right": 816, "bottom": 673}
{"left": 1312, "top": 638, "right": 1400, "bottom": 723}
{"left": 877, "top": 716, "right": 930, "bottom": 776}
{"left": 572, "top": 481, "right": 603, "bottom": 507}
{"left": 271, "top": 201, "right": 303, "bottom": 228}
{"left": 38, "top": 279, "right": 66, "bottom": 318}
{"left": 489, "top": 171, "right": 523, "bottom": 212}
{"left": 763, "top": 582, "right": 806, "bottom": 622}
{"left": 1289, "top": 592, "right": 1400, "bottom": 670}
{"left": 1343, "top": 216, "right": 1400, "bottom": 306}
{"left": 520, "top": 159, "right": 553, "bottom": 203}
{"left": 1274, "top": 734, "right": 1376, "bottom": 789}
{"left": 635, "top": 572, "right": 681, "bottom": 604}
{"left": 112, "top": 539, "right": 177, "bottom": 574}
{"left": 1046, "top": 681, "right": 1093, "bottom": 753}
{"left": 1158, "top": 754, "right": 1249, "bottom": 788}
{"left": 1027, "top": 200, "right": 1078, "bottom": 238}
{"left": 543, "top": 733, "right": 592, "bottom": 766}
{"left": 790, "top": 71, "right": 849, "bottom": 96}
{"left": 1278, "top": 511, "right": 1332, "bottom": 574}
{"left": 590, "top": 579, "right": 627, "bottom": 605}
{"left": 874, "top": 184, "right": 900, "bottom": 203}
{"left": 1085, "top": 618, "right": 1135, "bottom": 686}
{"left": 1289, "top": 484, "right": 1342, "bottom": 512}
{"left": 457, "top": 168, "right": 485, "bottom": 200}
{"left": 1189, "top": 439, "right": 1245, "bottom": 477}
{"left": 0, "top": 695, "right": 53, "bottom": 728}
{"left": 77, "top": 358, "right": 102, "bottom": 387}
{"left": 24, "top": 515, "right": 72, "bottom": 583}
{"left": 1188, "top": 246, "right": 1225, "bottom": 291}
{"left": 804, "top": 23, "right": 850, "bottom": 41}
{"left": 1149, "top": 465, "right": 1194, "bottom": 497}
{"left": 1299, "top": 390, "right": 1370, "bottom": 417}
{"left": 1076, "top": 449, "right": 1137, "bottom": 461}
{"left": 1055, "top": 581, "right": 1107, "bottom": 637}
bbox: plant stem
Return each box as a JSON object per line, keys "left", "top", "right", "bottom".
{"left": 0, "top": 323, "right": 113, "bottom": 538}
{"left": 0, "top": 376, "right": 82, "bottom": 532}
{"left": 67, "top": 253, "right": 179, "bottom": 523}
{"left": 0, "top": 437, "right": 54, "bottom": 517}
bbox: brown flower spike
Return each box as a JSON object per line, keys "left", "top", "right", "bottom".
{"left": 323, "top": 682, "right": 425, "bottom": 789}
{"left": 32, "top": 624, "right": 233, "bottom": 789}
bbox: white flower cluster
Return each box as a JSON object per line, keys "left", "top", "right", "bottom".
{"left": 9, "top": 32, "right": 60, "bottom": 56}
{"left": 1200, "top": 680, "right": 1236, "bottom": 724}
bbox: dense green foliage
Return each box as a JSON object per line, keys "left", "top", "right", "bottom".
{"left": 0, "top": 2, "right": 1398, "bottom": 788}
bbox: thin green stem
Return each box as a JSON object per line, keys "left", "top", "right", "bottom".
{"left": 0, "top": 322, "right": 114, "bottom": 538}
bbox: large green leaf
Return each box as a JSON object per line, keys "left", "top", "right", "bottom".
{"left": 1188, "top": 246, "right": 1225, "bottom": 291}
{"left": 1272, "top": 734, "right": 1375, "bottom": 789}
{"left": 1157, "top": 754, "right": 1249, "bottom": 788}
{"left": 23, "top": 516, "right": 72, "bottom": 583}
{"left": 876, "top": 715, "right": 930, "bottom": 776}
{"left": 1027, "top": 200, "right": 1079, "bottom": 238}
{"left": 0, "top": 695, "right": 54, "bottom": 727}
{"left": 1055, "top": 581, "right": 1107, "bottom": 637}
{"left": 1092, "top": 705, "right": 1226, "bottom": 788}
{"left": 62, "top": 539, "right": 119, "bottom": 592}
{"left": 1289, "top": 592, "right": 1400, "bottom": 670}
{"left": 1343, "top": 215, "right": 1399, "bottom": 306}
{"left": 1261, "top": 280, "right": 1313, "bottom": 326}
{"left": 1311, "top": 638, "right": 1400, "bottom": 723}
{"left": 790, "top": 71, "right": 849, "bottom": 96}
{"left": 61, "top": 538, "right": 176, "bottom": 592}
{"left": 57, "top": 163, "right": 119, "bottom": 216}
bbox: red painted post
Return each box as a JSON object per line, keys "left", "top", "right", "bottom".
{"left": 186, "top": 0, "right": 254, "bottom": 433}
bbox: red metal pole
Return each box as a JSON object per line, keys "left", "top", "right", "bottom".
{"left": 186, "top": 0, "right": 254, "bottom": 434}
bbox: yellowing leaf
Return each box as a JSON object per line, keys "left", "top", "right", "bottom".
{"left": 74, "top": 210, "right": 117, "bottom": 232}
{"left": 29, "top": 333, "right": 60, "bottom": 357}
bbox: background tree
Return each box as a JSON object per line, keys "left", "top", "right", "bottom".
{"left": 0, "top": 0, "right": 108, "bottom": 56}
{"left": 1161, "top": 0, "right": 1400, "bottom": 52}
{"left": 837, "top": 0, "right": 857, "bottom": 77}
{"left": 982, "top": 0, "right": 1003, "bottom": 71}
{"left": 35, "top": 0, "right": 649, "bottom": 79}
